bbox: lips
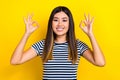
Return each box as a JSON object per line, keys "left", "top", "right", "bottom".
{"left": 56, "top": 27, "right": 64, "bottom": 31}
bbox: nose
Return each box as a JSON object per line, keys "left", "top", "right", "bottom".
{"left": 58, "top": 20, "right": 62, "bottom": 25}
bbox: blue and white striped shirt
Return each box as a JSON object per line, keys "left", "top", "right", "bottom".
{"left": 32, "top": 40, "right": 89, "bottom": 80}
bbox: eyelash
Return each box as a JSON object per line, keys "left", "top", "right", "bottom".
{"left": 53, "top": 19, "right": 67, "bottom": 22}
{"left": 53, "top": 20, "right": 58, "bottom": 21}
{"left": 63, "top": 20, "right": 67, "bottom": 22}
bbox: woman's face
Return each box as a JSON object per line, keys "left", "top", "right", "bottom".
{"left": 52, "top": 11, "right": 69, "bottom": 37}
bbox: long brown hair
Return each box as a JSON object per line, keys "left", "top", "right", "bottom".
{"left": 42, "top": 6, "right": 78, "bottom": 64}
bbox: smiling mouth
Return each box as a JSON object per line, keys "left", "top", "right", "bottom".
{"left": 56, "top": 27, "right": 64, "bottom": 31}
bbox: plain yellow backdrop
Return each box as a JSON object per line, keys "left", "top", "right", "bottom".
{"left": 0, "top": 0, "right": 120, "bottom": 80}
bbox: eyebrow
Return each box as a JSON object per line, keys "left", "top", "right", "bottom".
{"left": 53, "top": 17, "right": 68, "bottom": 19}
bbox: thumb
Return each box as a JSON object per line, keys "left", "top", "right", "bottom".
{"left": 79, "top": 20, "right": 84, "bottom": 30}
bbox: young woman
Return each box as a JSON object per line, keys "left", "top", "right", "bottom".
{"left": 11, "top": 6, "right": 105, "bottom": 80}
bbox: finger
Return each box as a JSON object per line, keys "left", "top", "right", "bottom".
{"left": 90, "top": 17, "right": 94, "bottom": 24}
{"left": 88, "top": 14, "right": 90, "bottom": 22}
{"left": 28, "top": 15, "right": 32, "bottom": 22}
{"left": 83, "top": 20, "right": 87, "bottom": 26}
{"left": 28, "top": 14, "right": 33, "bottom": 22}
{"left": 35, "top": 21, "right": 40, "bottom": 28}
{"left": 32, "top": 21, "right": 40, "bottom": 27}
{"left": 79, "top": 20, "right": 84, "bottom": 29}
{"left": 84, "top": 13, "right": 88, "bottom": 21}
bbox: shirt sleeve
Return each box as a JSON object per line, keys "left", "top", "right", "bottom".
{"left": 31, "top": 40, "right": 45, "bottom": 56}
{"left": 77, "top": 39, "right": 89, "bottom": 56}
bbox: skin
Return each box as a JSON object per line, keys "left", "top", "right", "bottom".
{"left": 52, "top": 11, "right": 69, "bottom": 43}
{"left": 80, "top": 14, "right": 105, "bottom": 66}
{"left": 10, "top": 12, "right": 105, "bottom": 67}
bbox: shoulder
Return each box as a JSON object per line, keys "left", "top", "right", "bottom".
{"left": 38, "top": 39, "right": 45, "bottom": 44}
{"left": 76, "top": 39, "right": 89, "bottom": 48}
{"left": 31, "top": 39, "right": 45, "bottom": 55}
{"left": 76, "top": 39, "right": 86, "bottom": 45}
{"left": 32, "top": 39, "right": 45, "bottom": 47}
{"left": 36, "top": 39, "right": 45, "bottom": 44}
{"left": 76, "top": 39, "right": 89, "bottom": 55}
{"left": 37, "top": 39, "right": 45, "bottom": 43}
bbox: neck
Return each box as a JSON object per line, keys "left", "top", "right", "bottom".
{"left": 55, "top": 35, "right": 67, "bottom": 43}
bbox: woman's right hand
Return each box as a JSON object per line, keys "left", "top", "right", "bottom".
{"left": 24, "top": 14, "right": 39, "bottom": 35}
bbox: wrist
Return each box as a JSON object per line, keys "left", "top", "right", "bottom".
{"left": 88, "top": 32, "right": 94, "bottom": 38}
{"left": 24, "top": 32, "right": 31, "bottom": 37}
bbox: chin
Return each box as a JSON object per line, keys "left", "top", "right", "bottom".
{"left": 55, "top": 33, "right": 66, "bottom": 36}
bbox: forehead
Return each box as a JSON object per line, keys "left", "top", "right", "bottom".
{"left": 54, "top": 11, "right": 68, "bottom": 18}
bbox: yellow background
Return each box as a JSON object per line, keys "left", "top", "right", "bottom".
{"left": 0, "top": 0, "right": 120, "bottom": 80}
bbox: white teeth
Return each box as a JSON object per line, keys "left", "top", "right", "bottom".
{"left": 57, "top": 28, "right": 63, "bottom": 30}
{"left": 56, "top": 27, "right": 64, "bottom": 31}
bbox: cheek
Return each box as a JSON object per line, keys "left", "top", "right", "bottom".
{"left": 52, "top": 23, "right": 57, "bottom": 32}
{"left": 52, "top": 22, "right": 56, "bottom": 29}
{"left": 52, "top": 21, "right": 58, "bottom": 26}
{"left": 66, "top": 26, "right": 69, "bottom": 32}
{"left": 66, "top": 21, "right": 69, "bottom": 28}
{"left": 65, "top": 23, "right": 69, "bottom": 30}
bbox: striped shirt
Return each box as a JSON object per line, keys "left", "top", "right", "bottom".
{"left": 32, "top": 40, "right": 89, "bottom": 80}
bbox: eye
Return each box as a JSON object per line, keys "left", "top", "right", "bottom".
{"left": 62, "top": 19, "right": 67, "bottom": 22}
{"left": 53, "top": 19, "right": 58, "bottom": 22}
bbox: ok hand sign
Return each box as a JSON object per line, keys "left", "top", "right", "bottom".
{"left": 24, "top": 14, "right": 39, "bottom": 35}
{"left": 80, "top": 14, "right": 94, "bottom": 36}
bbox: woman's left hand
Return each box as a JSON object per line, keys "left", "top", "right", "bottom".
{"left": 80, "top": 14, "right": 94, "bottom": 36}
